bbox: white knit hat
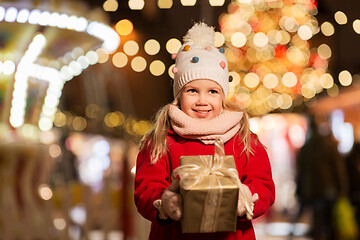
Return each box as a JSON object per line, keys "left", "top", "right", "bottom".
{"left": 172, "top": 22, "right": 230, "bottom": 98}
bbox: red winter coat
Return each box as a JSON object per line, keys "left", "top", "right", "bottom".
{"left": 134, "top": 130, "right": 275, "bottom": 240}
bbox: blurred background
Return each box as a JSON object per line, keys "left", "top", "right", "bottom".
{"left": 0, "top": 0, "right": 360, "bottom": 239}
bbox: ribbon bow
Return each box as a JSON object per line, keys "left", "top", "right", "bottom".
{"left": 172, "top": 138, "right": 241, "bottom": 189}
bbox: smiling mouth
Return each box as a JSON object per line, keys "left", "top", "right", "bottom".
{"left": 194, "top": 110, "right": 210, "bottom": 113}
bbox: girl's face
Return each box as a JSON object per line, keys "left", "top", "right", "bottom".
{"left": 179, "top": 79, "right": 223, "bottom": 120}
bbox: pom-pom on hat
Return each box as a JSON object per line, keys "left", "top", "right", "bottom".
{"left": 172, "top": 22, "right": 229, "bottom": 98}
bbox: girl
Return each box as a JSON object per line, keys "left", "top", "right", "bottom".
{"left": 134, "top": 22, "right": 275, "bottom": 240}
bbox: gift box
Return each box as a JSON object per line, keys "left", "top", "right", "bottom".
{"left": 172, "top": 139, "right": 240, "bottom": 233}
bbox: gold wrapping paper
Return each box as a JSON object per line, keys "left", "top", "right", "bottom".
{"left": 172, "top": 139, "right": 240, "bottom": 233}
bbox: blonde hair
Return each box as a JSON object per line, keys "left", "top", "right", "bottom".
{"left": 140, "top": 97, "right": 254, "bottom": 165}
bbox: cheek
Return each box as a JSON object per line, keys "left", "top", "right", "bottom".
{"left": 213, "top": 97, "right": 223, "bottom": 110}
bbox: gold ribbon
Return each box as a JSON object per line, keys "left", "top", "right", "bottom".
{"left": 172, "top": 138, "right": 242, "bottom": 232}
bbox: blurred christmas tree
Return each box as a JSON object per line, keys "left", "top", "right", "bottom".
{"left": 219, "top": 0, "right": 332, "bottom": 115}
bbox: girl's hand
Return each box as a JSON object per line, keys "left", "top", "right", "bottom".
{"left": 161, "top": 188, "right": 182, "bottom": 221}
{"left": 237, "top": 184, "right": 259, "bottom": 219}
{"left": 153, "top": 179, "right": 182, "bottom": 221}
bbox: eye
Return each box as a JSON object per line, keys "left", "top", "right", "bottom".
{"left": 209, "top": 89, "right": 218, "bottom": 94}
{"left": 187, "top": 88, "right": 196, "bottom": 93}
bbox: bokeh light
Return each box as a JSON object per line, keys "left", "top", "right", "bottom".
{"left": 144, "top": 39, "right": 161, "bottom": 55}
{"left": 158, "top": 0, "right": 173, "bottom": 9}
{"left": 103, "top": 0, "right": 118, "bottom": 12}
{"left": 166, "top": 38, "right": 181, "bottom": 54}
{"left": 123, "top": 40, "right": 139, "bottom": 56}
{"left": 320, "top": 22, "right": 335, "bottom": 36}
{"left": 338, "top": 70, "right": 352, "bottom": 86}
{"left": 128, "top": 0, "right": 145, "bottom": 10}
{"left": 131, "top": 56, "right": 147, "bottom": 72}
{"left": 180, "top": 0, "right": 196, "bottom": 6}
{"left": 112, "top": 52, "right": 128, "bottom": 68}
{"left": 149, "top": 60, "right": 166, "bottom": 76}
{"left": 334, "top": 11, "right": 347, "bottom": 25}
{"left": 115, "top": 19, "right": 133, "bottom": 36}
{"left": 209, "top": 0, "right": 225, "bottom": 6}
{"left": 353, "top": 19, "right": 360, "bottom": 34}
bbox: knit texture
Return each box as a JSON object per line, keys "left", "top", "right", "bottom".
{"left": 172, "top": 22, "right": 229, "bottom": 98}
{"left": 168, "top": 105, "right": 243, "bottom": 145}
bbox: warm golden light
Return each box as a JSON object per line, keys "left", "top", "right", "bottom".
{"left": 38, "top": 184, "right": 53, "bottom": 200}
{"left": 317, "top": 44, "right": 332, "bottom": 59}
{"left": 338, "top": 70, "right": 352, "bottom": 86}
{"left": 244, "top": 73, "right": 260, "bottom": 88}
{"left": 96, "top": 48, "right": 109, "bottom": 63}
{"left": 253, "top": 32, "right": 269, "bottom": 48}
{"left": 320, "top": 22, "right": 335, "bottom": 36}
{"left": 72, "top": 116, "right": 87, "bottom": 131}
{"left": 209, "top": 0, "right": 225, "bottom": 6}
{"left": 149, "top": 60, "right": 166, "bottom": 76}
{"left": 103, "top": 0, "right": 118, "bottom": 12}
{"left": 301, "top": 84, "right": 316, "bottom": 98}
{"left": 214, "top": 32, "right": 225, "bottom": 47}
{"left": 54, "top": 111, "right": 67, "bottom": 127}
{"left": 231, "top": 32, "right": 247, "bottom": 48}
{"left": 287, "top": 46, "right": 307, "bottom": 66}
{"left": 327, "top": 84, "right": 339, "bottom": 97}
{"left": 282, "top": 72, "right": 297, "bottom": 87}
{"left": 334, "top": 11, "right": 347, "bottom": 25}
{"left": 129, "top": 0, "right": 145, "bottom": 10}
{"left": 131, "top": 56, "right": 147, "bottom": 72}
{"left": 123, "top": 40, "right": 139, "bottom": 56}
{"left": 278, "top": 93, "right": 292, "bottom": 109}
{"left": 268, "top": 93, "right": 280, "bottom": 109}
{"left": 144, "top": 39, "right": 161, "bottom": 55}
{"left": 319, "top": 73, "right": 334, "bottom": 89}
{"left": 263, "top": 73, "right": 278, "bottom": 89}
{"left": 115, "top": 19, "right": 133, "bottom": 36}
{"left": 353, "top": 19, "right": 360, "bottom": 34}
{"left": 168, "top": 64, "right": 175, "bottom": 79}
{"left": 166, "top": 38, "right": 182, "bottom": 54}
{"left": 112, "top": 52, "right": 128, "bottom": 68}
{"left": 298, "top": 25, "right": 312, "bottom": 40}
{"left": 267, "top": 30, "right": 282, "bottom": 44}
{"left": 218, "top": 0, "right": 328, "bottom": 115}
{"left": 284, "top": 17, "right": 299, "bottom": 32}
{"left": 53, "top": 218, "right": 66, "bottom": 230}
{"left": 158, "top": 0, "right": 173, "bottom": 8}
{"left": 180, "top": 0, "right": 196, "bottom": 6}
{"left": 85, "top": 104, "right": 99, "bottom": 119}
{"left": 279, "top": 30, "right": 291, "bottom": 44}
{"left": 229, "top": 71, "right": 241, "bottom": 86}
{"left": 49, "top": 144, "right": 61, "bottom": 158}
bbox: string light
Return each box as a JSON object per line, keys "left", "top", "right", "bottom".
{"left": 128, "top": 0, "right": 145, "bottom": 10}
{"left": 158, "top": 0, "right": 173, "bottom": 9}
{"left": 115, "top": 19, "right": 133, "bottom": 36}
{"left": 1, "top": 5, "right": 119, "bottom": 130}
{"left": 353, "top": 19, "right": 360, "bottom": 34}
{"left": 103, "top": 0, "right": 119, "bottom": 12}
{"left": 131, "top": 56, "right": 147, "bottom": 72}
{"left": 149, "top": 60, "right": 166, "bottom": 76}
{"left": 334, "top": 11, "right": 347, "bottom": 25}
{"left": 180, "top": 0, "right": 197, "bottom": 6}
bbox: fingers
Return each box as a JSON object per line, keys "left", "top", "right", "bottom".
{"left": 238, "top": 186, "right": 259, "bottom": 219}
{"left": 167, "top": 179, "right": 180, "bottom": 192}
{"left": 161, "top": 189, "right": 182, "bottom": 221}
{"left": 153, "top": 200, "right": 168, "bottom": 220}
{"left": 252, "top": 193, "right": 259, "bottom": 203}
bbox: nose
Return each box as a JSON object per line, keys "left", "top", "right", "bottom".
{"left": 196, "top": 93, "right": 207, "bottom": 105}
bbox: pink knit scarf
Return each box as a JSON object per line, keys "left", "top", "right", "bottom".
{"left": 168, "top": 105, "right": 243, "bottom": 145}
